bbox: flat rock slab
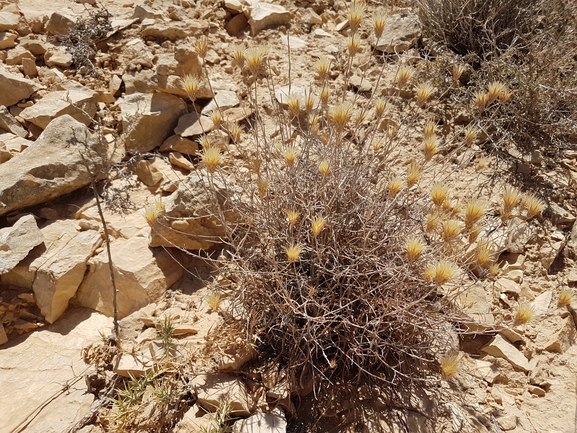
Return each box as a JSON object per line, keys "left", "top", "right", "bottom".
{"left": 0, "top": 308, "right": 112, "bottom": 433}
{"left": 248, "top": 3, "right": 292, "bottom": 36}
{"left": 481, "top": 334, "right": 531, "bottom": 372}
{"left": 0, "top": 115, "right": 108, "bottom": 218}
{"left": 0, "top": 214, "right": 43, "bottom": 275}
{"left": 368, "top": 13, "right": 422, "bottom": 53}
{"left": 0, "top": 64, "right": 41, "bottom": 107}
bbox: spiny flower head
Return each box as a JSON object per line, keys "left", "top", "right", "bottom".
{"left": 375, "top": 98, "right": 386, "bottom": 118}
{"left": 477, "top": 157, "right": 489, "bottom": 170}
{"left": 499, "top": 89, "right": 513, "bottom": 104}
{"left": 372, "top": 11, "right": 387, "bottom": 38}
{"left": 464, "top": 198, "right": 488, "bottom": 229}
{"left": 348, "top": 1, "right": 366, "bottom": 32}
{"left": 432, "top": 259, "right": 456, "bottom": 285}
{"left": 452, "top": 64, "right": 465, "bottom": 82}
{"left": 143, "top": 199, "right": 164, "bottom": 225}
{"left": 347, "top": 34, "right": 362, "bottom": 56}
{"left": 209, "top": 110, "right": 223, "bottom": 128}
{"left": 425, "top": 210, "right": 441, "bottom": 233}
{"left": 202, "top": 146, "right": 221, "bottom": 173}
{"left": 442, "top": 219, "right": 462, "bottom": 242}
{"left": 311, "top": 216, "right": 326, "bottom": 237}
{"left": 502, "top": 185, "right": 521, "bottom": 217}
{"left": 320, "top": 86, "right": 330, "bottom": 106}
{"left": 287, "top": 94, "right": 302, "bottom": 116}
{"left": 318, "top": 160, "right": 331, "bottom": 176}
{"left": 406, "top": 161, "right": 420, "bottom": 187}
{"left": 328, "top": 102, "right": 353, "bottom": 132}
{"left": 405, "top": 235, "right": 426, "bottom": 264}
{"left": 194, "top": 36, "right": 208, "bottom": 59}
{"left": 440, "top": 352, "right": 460, "bottom": 379}
{"left": 244, "top": 45, "right": 269, "bottom": 74}
{"left": 182, "top": 74, "right": 200, "bottom": 100}
{"left": 304, "top": 92, "right": 316, "bottom": 112}
{"left": 415, "top": 82, "right": 435, "bottom": 106}
{"left": 559, "top": 287, "right": 574, "bottom": 306}
{"left": 520, "top": 192, "right": 545, "bottom": 219}
{"left": 423, "top": 119, "right": 436, "bottom": 138}
{"left": 285, "top": 209, "right": 300, "bottom": 225}
{"left": 396, "top": 65, "right": 414, "bottom": 88}
{"left": 387, "top": 177, "right": 403, "bottom": 198}
{"left": 423, "top": 136, "right": 439, "bottom": 161}
{"left": 285, "top": 243, "right": 303, "bottom": 263}
{"left": 487, "top": 81, "right": 507, "bottom": 104}
{"left": 256, "top": 176, "right": 269, "bottom": 198}
{"left": 230, "top": 44, "right": 245, "bottom": 68}
{"left": 431, "top": 183, "right": 449, "bottom": 207}
{"left": 515, "top": 301, "right": 536, "bottom": 324}
{"left": 229, "top": 122, "right": 243, "bottom": 143}
{"left": 474, "top": 91, "right": 489, "bottom": 110}
{"left": 314, "top": 56, "right": 331, "bottom": 81}
{"left": 475, "top": 242, "right": 494, "bottom": 268}
{"left": 464, "top": 125, "right": 477, "bottom": 145}
{"left": 283, "top": 147, "right": 298, "bottom": 167}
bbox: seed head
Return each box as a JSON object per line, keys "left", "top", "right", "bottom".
{"left": 464, "top": 125, "right": 477, "bottom": 145}
{"left": 475, "top": 243, "right": 494, "bottom": 268}
{"left": 209, "top": 110, "right": 223, "bottom": 128}
{"left": 285, "top": 243, "right": 303, "bottom": 263}
{"left": 440, "top": 353, "right": 460, "bottom": 379}
{"left": 244, "top": 46, "right": 268, "bottom": 74}
{"left": 423, "top": 136, "right": 439, "bottom": 161}
{"left": 406, "top": 161, "right": 420, "bottom": 187}
{"left": 499, "top": 89, "right": 513, "bottom": 104}
{"left": 347, "top": 34, "right": 362, "bottom": 56}
{"left": 396, "top": 65, "right": 414, "bottom": 88}
{"left": 182, "top": 74, "right": 200, "bottom": 101}
{"left": 256, "top": 176, "right": 269, "bottom": 198}
{"left": 285, "top": 209, "right": 300, "bottom": 225}
{"left": 387, "top": 124, "right": 398, "bottom": 139}
{"left": 287, "top": 94, "right": 302, "bottom": 116}
{"left": 230, "top": 44, "right": 245, "bottom": 68}
{"left": 304, "top": 92, "right": 316, "bottom": 112}
{"left": 452, "top": 64, "right": 465, "bottom": 82}
{"left": 194, "top": 36, "right": 208, "bottom": 59}
{"left": 229, "top": 123, "right": 243, "bottom": 143}
{"left": 283, "top": 147, "right": 298, "bottom": 167}
{"left": 206, "top": 292, "right": 222, "bottom": 311}
{"left": 502, "top": 185, "right": 521, "bottom": 217}
{"left": 474, "top": 91, "right": 489, "bottom": 110}
{"left": 477, "top": 157, "right": 489, "bottom": 170}
{"left": 415, "top": 82, "right": 435, "bottom": 106}
{"left": 431, "top": 184, "right": 449, "bottom": 207}
{"left": 348, "top": 2, "right": 365, "bottom": 32}
{"left": 423, "top": 119, "right": 436, "bottom": 138}
{"left": 558, "top": 288, "right": 574, "bottom": 306}
{"left": 433, "top": 259, "right": 456, "bottom": 285}
{"left": 387, "top": 177, "right": 403, "bottom": 198}
{"left": 375, "top": 98, "right": 386, "bottom": 118}
{"left": 320, "top": 86, "right": 330, "bottom": 106}
{"left": 318, "top": 160, "right": 331, "bottom": 176}
{"left": 424, "top": 265, "right": 436, "bottom": 281}
{"left": 487, "top": 81, "right": 506, "bottom": 104}
{"left": 406, "top": 235, "right": 426, "bottom": 264}
{"left": 442, "top": 219, "right": 462, "bottom": 242}
{"left": 143, "top": 200, "right": 164, "bottom": 225}
{"left": 372, "top": 11, "right": 387, "bottom": 38}
{"left": 311, "top": 216, "right": 326, "bottom": 237}
{"left": 321, "top": 132, "right": 330, "bottom": 145}
{"left": 202, "top": 146, "right": 221, "bottom": 173}
{"left": 464, "top": 198, "right": 488, "bottom": 229}
{"left": 515, "top": 301, "right": 536, "bottom": 324}
{"left": 373, "top": 141, "right": 383, "bottom": 152}
{"left": 425, "top": 211, "right": 441, "bottom": 233}
{"left": 314, "top": 56, "right": 331, "bottom": 81}
{"left": 520, "top": 192, "right": 545, "bottom": 219}
{"left": 328, "top": 102, "right": 352, "bottom": 132}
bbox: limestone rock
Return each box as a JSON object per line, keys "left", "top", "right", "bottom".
{"left": 0, "top": 11, "right": 19, "bottom": 32}
{"left": 225, "top": 13, "right": 248, "bottom": 35}
{"left": 0, "top": 214, "right": 43, "bottom": 275}
{"left": 192, "top": 373, "right": 254, "bottom": 416}
{"left": 0, "top": 31, "right": 17, "bottom": 49}
{"left": 5, "top": 45, "right": 35, "bottom": 65}
{"left": 44, "top": 46, "right": 73, "bottom": 67}
{"left": 149, "top": 172, "right": 238, "bottom": 250}
{"left": 20, "top": 81, "right": 97, "bottom": 129}
{"left": 495, "top": 278, "right": 521, "bottom": 296}
{"left": 548, "top": 202, "right": 575, "bottom": 226}
{"left": 77, "top": 236, "right": 184, "bottom": 318}
{"left": 202, "top": 90, "right": 240, "bottom": 114}
{"left": 0, "top": 308, "right": 112, "bottom": 433}
{"left": 0, "top": 115, "right": 108, "bottom": 217}
{"left": 233, "top": 410, "right": 287, "bottom": 433}
{"left": 122, "top": 69, "right": 158, "bottom": 94}
{"left": 176, "top": 406, "right": 219, "bottom": 433}
{"left": 454, "top": 285, "right": 495, "bottom": 330}
{"left": 533, "top": 291, "right": 552, "bottom": 316}
{"left": 248, "top": 3, "right": 292, "bottom": 36}
{"left": 135, "top": 159, "right": 163, "bottom": 186}
{"left": 141, "top": 20, "right": 209, "bottom": 40}
{"left": 18, "top": 35, "right": 49, "bottom": 55}
{"left": 174, "top": 112, "right": 215, "bottom": 137}
{"left": 274, "top": 85, "right": 306, "bottom": 108}
{"left": 481, "top": 334, "right": 531, "bottom": 372}
{"left": 21, "top": 57, "right": 37, "bottom": 77}
{"left": 368, "top": 13, "right": 421, "bottom": 53}
{"left": 34, "top": 227, "right": 102, "bottom": 323}
{"left": 121, "top": 92, "right": 187, "bottom": 153}
{"left": 0, "top": 322, "right": 7, "bottom": 345}
{"left": 45, "top": 12, "right": 75, "bottom": 36}
{"left": 0, "top": 63, "right": 40, "bottom": 107}
{"left": 169, "top": 151, "right": 195, "bottom": 171}
{"left": 0, "top": 105, "right": 27, "bottom": 137}
{"left": 159, "top": 134, "right": 199, "bottom": 156}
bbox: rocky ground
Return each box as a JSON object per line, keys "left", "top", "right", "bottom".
{"left": 0, "top": 0, "right": 577, "bottom": 432}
